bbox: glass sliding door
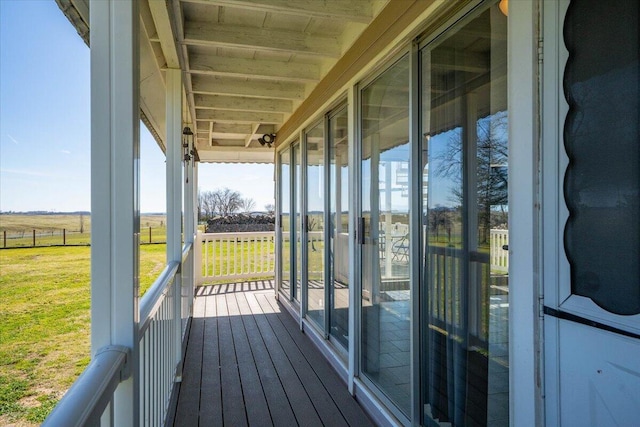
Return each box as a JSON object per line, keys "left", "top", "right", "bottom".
{"left": 292, "top": 143, "right": 302, "bottom": 302}
{"left": 420, "top": 4, "right": 508, "bottom": 426}
{"left": 305, "top": 122, "right": 325, "bottom": 329}
{"left": 360, "top": 54, "right": 411, "bottom": 416}
{"left": 329, "top": 105, "right": 349, "bottom": 351}
{"left": 279, "top": 148, "right": 291, "bottom": 298}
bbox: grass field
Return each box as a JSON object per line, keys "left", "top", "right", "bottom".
{"left": 0, "top": 244, "right": 166, "bottom": 426}
{"left": 0, "top": 214, "right": 167, "bottom": 248}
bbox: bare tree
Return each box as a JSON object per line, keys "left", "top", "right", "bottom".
{"left": 431, "top": 111, "right": 508, "bottom": 244}
{"left": 213, "top": 188, "right": 242, "bottom": 216}
{"left": 198, "top": 190, "right": 217, "bottom": 221}
{"left": 264, "top": 203, "right": 275, "bottom": 215}
{"left": 239, "top": 198, "right": 256, "bottom": 213}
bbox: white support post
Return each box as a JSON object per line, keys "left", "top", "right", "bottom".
{"left": 185, "top": 156, "right": 195, "bottom": 247}
{"left": 90, "top": 1, "right": 140, "bottom": 425}
{"left": 166, "top": 68, "right": 183, "bottom": 381}
{"left": 508, "top": 1, "right": 540, "bottom": 425}
{"left": 188, "top": 161, "right": 198, "bottom": 314}
{"left": 195, "top": 230, "right": 203, "bottom": 286}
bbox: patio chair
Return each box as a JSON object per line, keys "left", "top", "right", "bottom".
{"left": 391, "top": 234, "right": 409, "bottom": 262}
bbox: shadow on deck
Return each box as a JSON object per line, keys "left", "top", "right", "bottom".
{"left": 169, "top": 280, "right": 374, "bottom": 427}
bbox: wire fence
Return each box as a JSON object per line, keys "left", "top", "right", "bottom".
{"left": 1, "top": 227, "right": 167, "bottom": 249}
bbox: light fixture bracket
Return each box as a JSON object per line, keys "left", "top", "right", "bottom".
{"left": 258, "top": 133, "right": 276, "bottom": 148}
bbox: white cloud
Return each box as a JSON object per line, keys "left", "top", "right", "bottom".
{"left": 60, "top": 150, "right": 71, "bottom": 154}
{"left": 0, "top": 168, "right": 51, "bottom": 177}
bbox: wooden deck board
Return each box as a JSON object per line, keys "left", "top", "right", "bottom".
{"left": 261, "top": 295, "right": 374, "bottom": 427}
{"left": 235, "top": 291, "right": 297, "bottom": 427}
{"left": 199, "top": 295, "right": 223, "bottom": 425}
{"left": 171, "top": 280, "right": 374, "bottom": 427}
{"left": 174, "top": 317, "right": 204, "bottom": 427}
{"left": 253, "top": 293, "right": 349, "bottom": 427}
{"left": 217, "top": 295, "right": 248, "bottom": 426}
{"left": 226, "top": 293, "right": 273, "bottom": 426}
{"left": 244, "top": 292, "right": 324, "bottom": 427}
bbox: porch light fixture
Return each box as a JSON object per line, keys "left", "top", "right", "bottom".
{"left": 499, "top": 0, "right": 508, "bottom": 16}
{"left": 258, "top": 133, "right": 276, "bottom": 148}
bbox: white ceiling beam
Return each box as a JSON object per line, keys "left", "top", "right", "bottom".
{"left": 212, "top": 131, "right": 250, "bottom": 139}
{"left": 191, "top": 75, "right": 305, "bottom": 100}
{"left": 194, "top": 94, "right": 293, "bottom": 113}
{"left": 196, "top": 109, "right": 283, "bottom": 124}
{"left": 195, "top": 145, "right": 275, "bottom": 164}
{"left": 245, "top": 123, "right": 261, "bottom": 147}
{"left": 148, "top": 0, "right": 180, "bottom": 68}
{"left": 208, "top": 123, "right": 275, "bottom": 134}
{"left": 206, "top": 138, "right": 246, "bottom": 146}
{"left": 183, "top": 21, "right": 341, "bottom": 58}
{"left": 181, "top": 0, "right": 372, "bottom": 23}
{"left": 189, "top": 54, "right": 320, "bottom": 82}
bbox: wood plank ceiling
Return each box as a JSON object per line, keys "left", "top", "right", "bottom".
{"left": 171, "top": 0, "right": 388, "bottom": 163}
{"left": 56, "top": 0, "right": 388, "bottom": 163}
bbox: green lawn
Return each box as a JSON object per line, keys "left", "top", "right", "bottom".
{"left": 0, "top": 214, "right": 167, "bottom": 248}
{"left": 0, "top": 244, "right": 166, "bottom": 426}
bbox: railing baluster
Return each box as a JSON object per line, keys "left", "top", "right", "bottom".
{"left": 241, "top": 237, "right": 245, "bottom": 276}
{"left": 197, "top": 232, "right": 276, "bottom": 283}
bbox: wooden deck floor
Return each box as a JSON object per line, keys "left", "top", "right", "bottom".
{"left": 170, "top": 280, "right": 374, "bottom": 427}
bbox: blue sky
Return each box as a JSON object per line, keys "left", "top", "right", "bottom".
{"left": 0, "top": 0, "right": 274, "bottom": 213}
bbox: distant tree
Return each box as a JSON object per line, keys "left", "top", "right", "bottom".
{"left": 264, "top": 203, "right": 275, "bottom": 215}
{"left": 198, "top": 190, "right": 217, "bottom": 221}
{"left": 79, "top": 214, "right": 85, "bottom": 234}
{"left": 212, "top": 188, "right": 242, "bottom": 216}
{"left": 239, "top": 198, "right": 256, "bottom": 213}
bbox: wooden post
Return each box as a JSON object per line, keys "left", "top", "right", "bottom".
{"left": 33, "top": 230, "right": 36, "bottom": 247}
{"left": 63, "top": 229, "right": 66, "bottom": 246}
{"left": 149, "top": 226, "right": 152, "bottom": 244}
{"left": 3, "top": 230, "right": 6, "bottom": 248}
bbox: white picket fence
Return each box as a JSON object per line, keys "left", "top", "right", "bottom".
{"left": 490, "top": 229, "right": 509, "bottom": 274}
{"left": 195, "top": 229, "right": 509, "bottom": 284}
{"left": 197, "top": 231, "right": 275, "bottom": 283}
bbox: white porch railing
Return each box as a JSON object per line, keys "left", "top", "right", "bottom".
{"left": 490, "top": 229, "right": 509, "bottom": 274}
{"left": 44, "top": 228, "right": 507, "bottom": 426}
{"left": 43, "top": 243, "right": 195, "bottom": 427}
{"left": 197, "top": 231, "right": 275, "bottom": 284}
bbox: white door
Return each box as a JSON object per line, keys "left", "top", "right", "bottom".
{"left": 543, "top": 1, "right": 640, "bottom": 425}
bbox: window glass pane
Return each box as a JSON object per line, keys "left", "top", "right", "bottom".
{"left": 421, "top": 5, "right": 508, "bottom": 426}
{"left": 280, "top": 149, "right": 291, "bottom": 298}
{"left": 329, "top": 105, "right": 349, "bottom": 351}
{"left": 564, "top": 0, "right": 640, "bottom": 315}
{"left": 306, "top": 122, "right": 325, "bottom": 328}
{"left": 293, "top": 144, "right": 302, "bottom": 301}
{"left": 360, "top": 54, "right": 411, "bottom": 415}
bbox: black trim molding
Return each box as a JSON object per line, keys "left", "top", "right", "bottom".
{"left": 543, "top": 306, "right": 640, "bottom": 340}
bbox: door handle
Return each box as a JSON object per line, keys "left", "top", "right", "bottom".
{"left": 357, "top": 217, "right": 365, "bottom": 245}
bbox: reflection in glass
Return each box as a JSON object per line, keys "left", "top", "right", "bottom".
{"left": 360, "top": 54, "right": 411, "bottom": 415}
{"left": 306, "top": 122, "right": 325, "bottom": 329}
{"left": 280, "top": 148, "right": 291, "bottom": 297}
{"left": 329, "top": 105, "right": 350, "bottom": 351}
{"left": 564, "top": 0, "right": 640, "bottom": 315}
{"left": 421, "top": 5, "right": 508, "bottom": 426}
